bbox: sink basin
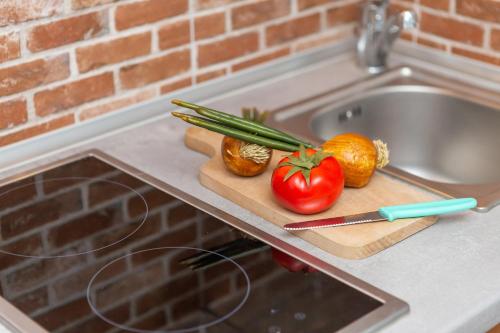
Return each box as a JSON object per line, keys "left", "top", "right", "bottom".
{"left": 311, "top": 85, "right": 500, "bottom": 185}
{"left": 269, "top": 66, "right": 500, "bottom": 211}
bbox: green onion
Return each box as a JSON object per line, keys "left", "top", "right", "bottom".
{"left": 172, "top": 112, "right": 300, "bottom": 152}
{"left": 171, "top": 99, "right": 313, "bottom": 148}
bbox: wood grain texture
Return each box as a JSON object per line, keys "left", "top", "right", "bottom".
{"left": 185, "top": 127, "right": 438, "bottom": 259}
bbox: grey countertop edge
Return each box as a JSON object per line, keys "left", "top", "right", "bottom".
{"left": 0, "top": 39, "right": 499, "bottom": 333}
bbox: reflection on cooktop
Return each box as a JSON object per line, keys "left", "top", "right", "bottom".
{"left": 0, "top": 157, "right": 382, "bottom": 333}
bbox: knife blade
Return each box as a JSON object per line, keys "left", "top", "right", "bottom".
{"left": 283, "top": 198, "right": 477, "bottom": 231}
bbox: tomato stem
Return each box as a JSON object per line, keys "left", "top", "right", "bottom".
{"left": 278, "top": 146, "right": 332, "bottom": 186}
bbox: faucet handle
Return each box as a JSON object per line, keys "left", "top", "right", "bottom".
{"left": 399, "top": 10, "right": 418, "bottom": 29}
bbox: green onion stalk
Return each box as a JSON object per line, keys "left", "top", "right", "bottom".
{"left": 171, "top": 99, "right": 314, "bottom": 152}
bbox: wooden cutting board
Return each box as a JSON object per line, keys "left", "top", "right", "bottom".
{"left": 185, "top": 127, "right": 438, "bottom": 259}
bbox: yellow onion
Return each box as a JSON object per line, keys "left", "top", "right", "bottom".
{"left": 221, "top": 136, "right": 272, "bottom": 177}
{"left": 322, "top": 133, "right": 389, "bottom": 188}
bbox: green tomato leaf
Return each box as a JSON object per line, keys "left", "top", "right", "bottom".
{"left": 302, "top": 161, "right": 315, "bottom": 169}
{"left": 299, "top": 145, "right": 306, "bottom": 161}
{"left": 278, "top": 161, "right": 294, "bottom": 168}
{"left": 312, "top": 150, "right": 330, "bottom": 165}
{"left": 301, "top": 169, "right": 311, "bottom": 187}
{"left": 284, "top": 166, "right": 302, "bottom": 182}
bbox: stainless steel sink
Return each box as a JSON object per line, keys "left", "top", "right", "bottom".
{"left": 269, "top": 66, "right": 500, "bottom": 211}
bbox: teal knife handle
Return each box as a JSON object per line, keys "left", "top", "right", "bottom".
{"left": 378, "top": 198, "right": 477, "bottom": 222}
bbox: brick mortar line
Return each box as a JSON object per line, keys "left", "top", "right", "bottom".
{"left": 23, "top": 91, "right": 37, "bottom": 124}
{"left": 111, "top": 66, "right": 122, "bottom": 96}
{"left": 0, "top": 34, "right": 148, "bottom": 74}
{"left": 195, "top": 5, "right": 335, "bottom": 48}
{"left": 291, "top": 0, "right": 298, "bottom": 15}
{"left": 78, "top": 87, "right": 157, "bottom": 116}
{"left": 416, "top": 4, "right": 500, "bottom": 29}
{"left": 63, "top": 0, "right": 72, "bottom": 15}
{"left": 68, "top": 47, "right": 79, "bottom": 79}
{"left": 13, "top": 8, "right": 111, "bottom": 58}
{"left": 413, "top": 31, "right": 500, "bottom": 58}
{"left": 108, "top": 3, "right": 117, "bottom": 34}
{"left": 0, "top": 104, "right": 76, "bottom": 134}
{"left": 297, "top": 0, "right": 362, "bottom": 14}
{"left": 483, "top": 27, "right": 491, "bottom": 50}
{"left": 0, "top": 8, "right": 97, "bottom": 35}
{"left": 2, "top": 32, "right": 178, "bottom": 79}
{"left": 0, "top": 41, "right": 191, "bottom": 114}
{"left": 189, "top": 0, "right": 198, "bottom": 86}
{"left": 0, "top": 14, "right": 189, "bottom": 71}
{"left": 0, "top": 0, "right": 156, "bottom": 34}
{"left": 74, "top": 86, "right": 159, "bottom": 121}
{"left": 196, "top": 0, "right": 261, "bottom": 12}
{"left": 448, "top": 41, "right": 500, "bottom": 57}
{"left": 413, "top": 31, "right": 453, "bottom": 47}
{"left": 150, "top": 25, "right": 159, "bottom": 54}
{"left": 319, "top": 6, "right": 328, "bottom": 32}
{"left": 195, "top": 20, "right": 355, "bottom": 64}
{"left": 290, "top": 25, "right": 355, "bottom": 52}
{"left": 257, "top": 25, "right": 266, "bottom": 51}
{"left": 224, "top": 6, "right": 232, "bottom": 34}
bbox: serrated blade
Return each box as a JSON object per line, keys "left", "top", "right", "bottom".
{"left": 283, "top": 211, "right": 387, "bottom": 231}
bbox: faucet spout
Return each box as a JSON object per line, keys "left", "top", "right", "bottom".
{"left": 357, "top": 1, "right": 417, "bottom": 73}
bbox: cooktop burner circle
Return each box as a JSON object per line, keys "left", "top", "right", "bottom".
{"left": 86, "top": 246, "right": 251, "bottom": 333}
{"left": 0, "top": 177, "right": 149, "bottom": 258}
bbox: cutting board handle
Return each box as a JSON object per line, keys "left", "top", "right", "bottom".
{"left": 184, "top": 127, "right": 221, "bottom": 158}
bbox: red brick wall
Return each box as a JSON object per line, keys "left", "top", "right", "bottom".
{"left": 0, "top": 0, "right": 360, "bottom": 147}
{"left": 392, "top": 0, "right": 500, "bottom": 65}
{"left": 1, "top": 0, "right": 498, "bottom": 148}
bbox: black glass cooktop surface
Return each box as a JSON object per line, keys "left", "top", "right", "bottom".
{"left": 0, "top": 155, "right": 384, "bottom": 333}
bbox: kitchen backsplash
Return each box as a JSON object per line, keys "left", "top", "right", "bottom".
{"left": 0, "top": 0, "right": 499, "bottom": 148}
{"left": 392, "top": 0, "right": 500, "bottom": 65}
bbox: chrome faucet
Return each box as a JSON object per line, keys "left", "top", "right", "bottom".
{"left": 357, "top": 0, "right": 417, "bottom": 73}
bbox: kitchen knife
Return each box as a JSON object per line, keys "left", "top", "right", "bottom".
{"left": 283, "top": 198, "right": 477, "bottom": 231}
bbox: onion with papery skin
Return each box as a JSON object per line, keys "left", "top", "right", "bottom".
{"left": 221, "top": 108, "right": 273, "bottom": 177}
{"left": 322, "top": 133, "right": 389, "bottom": 188}
{"left": 221, "top": 136, "right": 272, "bottom": 177}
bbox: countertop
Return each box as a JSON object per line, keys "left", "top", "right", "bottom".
{"left": 0, "top": 41, "right": 499, "bottom": 333}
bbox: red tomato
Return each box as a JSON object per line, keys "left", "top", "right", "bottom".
{"left": 271, "top": 148, "right": 343, "bottom": 214}
{"left": 271, "top": 248, "right": 317, "bottom": 273}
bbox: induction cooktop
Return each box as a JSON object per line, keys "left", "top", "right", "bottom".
{"left": 0, "top": 150, "right": 408, "bottom": 333}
